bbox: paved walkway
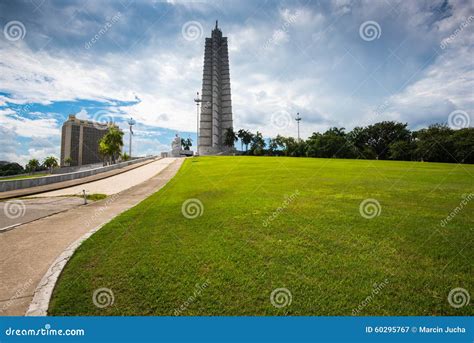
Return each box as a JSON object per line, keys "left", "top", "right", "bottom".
{"left": 0, "top": 158, "right": 184, "bottom": 315}
{"left": 32, "top": 158, "right": 177, "bottom": 197}
{"left": 0, "top": 158, "right": 156, "bottom": 200}
{"left": 0, "top": 197, "right": 84, "bottom": 231}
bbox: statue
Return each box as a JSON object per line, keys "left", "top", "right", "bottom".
{"left": 172, "top": 134, "right": 181, "bottom": 150}
{"left": 171, "top": 134, "right": 181, "bottom": 157}
{"left": 170, "top": 133, "right": 194, "bottom": 157}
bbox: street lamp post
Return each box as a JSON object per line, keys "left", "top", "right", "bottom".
{"left": 295, "top": 112, "right": 302, "bottom": 142}
{"left": 127, "top": 117, "right": 136, "bottom": 158}
{"left": 194, "top": 92, "right": 203, "bottom": 155}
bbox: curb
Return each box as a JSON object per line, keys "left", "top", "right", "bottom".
{"left": 24, "top": 158, "right": 183, "bottom": 316}
{"left": 25, "top": 220, "right": 109, "bottom": 316}
{"left": 0, "top": 222, "right": 24, "bottom": 233}
{"left": 0, "top": 202, "right": 89, "bottom": 234}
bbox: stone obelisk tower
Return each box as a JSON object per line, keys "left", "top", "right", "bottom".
{"left": 198, "top": 21, "right": 233, "bottom": 155}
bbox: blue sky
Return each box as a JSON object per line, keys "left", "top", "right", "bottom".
{"left": 0, "top": 0, "right": 472, "bottom": 164}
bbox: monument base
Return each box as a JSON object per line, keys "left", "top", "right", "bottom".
{"left": 171, "top": 149, "right": 194, "bottom": 157}
{"left": 198, "top": 146, "right": 235, "bottom": 156}
{"left": 180, "top": 150, "right": 194, "bottom": 157}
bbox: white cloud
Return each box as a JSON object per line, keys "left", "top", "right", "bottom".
{"left": 0, "top": 109, "right": 60, "bottom": 139}
{"left": 0, "top": 0, "right": 471, "bottom": 168}
{"left": 75, "top": 109, "right": 89, "bottom": 120}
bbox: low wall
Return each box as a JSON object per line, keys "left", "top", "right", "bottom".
{"left": 52, "top": 157, "right": 144, "bottom": 174}
{"left": 0, "top": 156, "right": 156, "bottom": 193}
{"left": 51, "top": 163, "right": 103, "bottom": 175}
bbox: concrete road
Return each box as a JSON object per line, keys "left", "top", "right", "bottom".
{"left": 0, "top": 197, "right": 84, "bottom": 231}
{"left": 29, "top": 158, "right": 178, "bottom": 197}
{"left": 0, "top": 158, "right": 184, "bottom": 315}
{"left": 0, "top": 158, "right": 156, "bottom": 200}
{"left": 0, "top": 158, "right": 179, "bottom": 231}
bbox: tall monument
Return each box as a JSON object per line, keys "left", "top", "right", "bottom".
{"left": 198, "top": 21, "right": 233, "bottom": 155}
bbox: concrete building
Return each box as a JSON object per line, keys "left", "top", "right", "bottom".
{"left": 60, "top": 114, "right": 117, "bottom": 167}
{"left": 198, "top": 21, "right": 233, "bottom": 155}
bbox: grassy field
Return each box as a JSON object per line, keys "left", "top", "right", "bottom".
{"left": 49, "top": 157, "right": 473, "bottom": 316}
{"left": 0, "top": 173, "right": 48, "bottom": 181}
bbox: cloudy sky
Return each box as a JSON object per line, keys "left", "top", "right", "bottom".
{"left": 0, "top": 0, "right": 472, "bottom": 164}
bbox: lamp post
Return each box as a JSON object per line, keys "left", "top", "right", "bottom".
{"left": 295, "top": 112, "right": 302, "bottom": 142}
{"left": 127, "top": 117, "right": 136, "bottom": 158}
{"left": 194, "top": 92, "right": 203, "bottom": 155}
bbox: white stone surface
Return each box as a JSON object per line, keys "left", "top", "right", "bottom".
{"left": 31, "top": 158, "right": 178, "bottom": 197}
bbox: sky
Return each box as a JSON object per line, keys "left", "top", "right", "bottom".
{"left": 0, "top": 0, "right": 472, "bottom": 164}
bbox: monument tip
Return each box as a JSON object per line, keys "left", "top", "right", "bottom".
{"left": 215, "top": 20, "right": 218, "bottom": 29}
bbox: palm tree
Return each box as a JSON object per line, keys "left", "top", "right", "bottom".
{"left": 64, "top": 157, "right": 73, "bottom": 166}
{"left": 275, "top": 135, "right": 296, "bottom": 156}
{"left": 25, "top": 159, "right": 40, "bottom": 174}
{"left": 242, "top": 130, "right": 254, "bottom": 152}
{"left": 237, "top": 129, "right": 246, "bottom": 151}
{"left": 224, "top": 127, "right": 238, "bottom": 148}
{"left": 250, "top": 131, "right": 266, "bottom": 155}
{"left": 99, "top": 126, "right": 124, "bottom": 164}
{"left": 121, "top": 152, "right": 130, "bottom": 161}
{"left": 99, "top": 140, "right": 112, "bottom": 165}
{"left": 268, "top": 138, "right": 278, "bottom": 156}
{"left": 43, "top": 156, "right": 59, "bottom": 173}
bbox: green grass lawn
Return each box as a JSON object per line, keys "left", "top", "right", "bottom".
{"left": 49, "top": 157, "right": 473, "bottom": 316}
{"left": 0, "top": 173, "right": 48, "bottom": 181}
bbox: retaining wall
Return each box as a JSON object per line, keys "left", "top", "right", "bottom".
{"left": 0, "top": 156, "right": 156, "bottom": 193}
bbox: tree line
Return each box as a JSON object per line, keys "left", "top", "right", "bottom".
{"left": 224, "top": 121, "right": 473, "bottom": 164}
{"left": 2, "top": 121, "right": 471, "bottom": 178}
{"left": 1, "top": 126, "right": 128, "bottom": 177}
{"left": 0, "top": 156, "right": 59, "bottom": 177}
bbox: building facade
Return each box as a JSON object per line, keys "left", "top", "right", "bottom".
{"left": 198, "top": 21, "right": 233, "bottom": 155}
{"left": 60, "top": 114, "right": 115, "bottom": 167}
